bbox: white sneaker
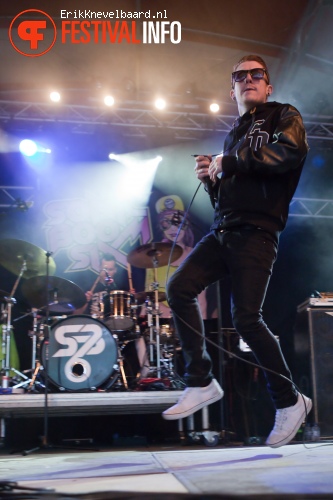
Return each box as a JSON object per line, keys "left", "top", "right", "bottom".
{"left": 266, "top": 392, "right": 312, "bottom": 448}
{"left": 162, "top": 379, "right": 224, "bottom": 420}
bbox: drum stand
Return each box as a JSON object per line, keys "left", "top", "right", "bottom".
{"left": 127, "top": 242, "right": 184, "bottom": 384}
{"left": 1, "top": 261, "right": 30, "bottom": 447}
{"left": 145, "top": 288, "right": 182, "bottom": 383}
{"left": 145, "top": 256, "right": 162, "bottom": 378}
{"left": 114, "top": 338, "right": 129, "bottom": 390}
{"left": 10, "top": 310, "right": 45, "bottom": 391}
{"left": 1, "top": 260, "right": 30, "bottom": 391}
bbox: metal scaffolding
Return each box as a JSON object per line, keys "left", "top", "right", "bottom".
{"left": 0, "top": 99, "right": 333, "bottom": 144}
{"left": 1, "top": 185, "right": 332, "bottom": 220}
{"left": 0, "top": 186, "right": 34, "bottom": 212}
{"left": 289, "top": 197, "right": 333, "bottom": 219}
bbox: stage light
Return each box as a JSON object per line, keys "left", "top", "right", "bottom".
{"left": 155, "top": 98, "right": 166, "bottom": 110}
{"left": 210, "top": 102, "right": 220, "bottom": 113}
{"left": 19, "top": 139, "right": 38, "bottom": 157}
{"left": 120, "top": 155, "right": 160, "bottom": 204}
{"left": 108, "top": 153, "right": 162, "bottom": 171}
{"left": 312, "top": 154, "right": 326, "bottom": 169}
{"left": 50, "top": 91, "right": 61, "bottom": 102}
{"left": 19, "top": 139, "right": 51, "bottom": 158}
{"left": 104, "top": 95, "right": 115, "bottom": 107}
{"left": 148, "top": 155, "right": 163, "bottom": 166}
{"left": 106, "top": 153, "right": 161, "bottom": 205}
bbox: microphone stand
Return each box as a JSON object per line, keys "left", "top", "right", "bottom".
{"left": 18, "top": 253, "right": 97, "bottom": 455}
{"left": 40, "top": 251, "right": 52, "bottom": 450}
{"left": 20, "top": 251, "right": 53, "bottom": 455}
{"left": 152, "top": 256, "right": 161, "bottom": 379}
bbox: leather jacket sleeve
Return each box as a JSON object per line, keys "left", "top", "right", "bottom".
{"left": 222, "top": 105, "right": 309, "bottom": 178}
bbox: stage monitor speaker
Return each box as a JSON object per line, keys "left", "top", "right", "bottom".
{"left": 294, "top": 306, "right": 333, "bottom": 438}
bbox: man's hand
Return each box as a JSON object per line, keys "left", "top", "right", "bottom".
{"left": 194, "top": 155, "right": 222, "bottom": 184}
{"left": 194, "top": 155, "right": 212, "bottom": 182}
{"left": 208, "top": 155, "right": 223, "bottom": 183}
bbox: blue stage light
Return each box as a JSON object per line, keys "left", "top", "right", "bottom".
{"left": 19, "top": 139, "right": 38, "bottom": 157}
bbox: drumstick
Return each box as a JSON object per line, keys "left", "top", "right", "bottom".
{"left": 90, "top": 273, "right": 101, "bottom": 294}
{"left": 127, "top": 263, "right": 133, "bottom": 291}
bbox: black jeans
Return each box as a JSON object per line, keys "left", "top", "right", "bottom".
{"left": 167, "top": 227, "right": 298, "bottom": 409}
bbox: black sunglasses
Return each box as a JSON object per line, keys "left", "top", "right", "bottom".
{"left": 231, "top": 68, "right": 268, "bottom": 86}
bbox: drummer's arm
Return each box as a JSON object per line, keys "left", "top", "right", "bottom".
{"left": 75, "top": 291, "right": 92, "bottom": 315}
{"left": 75, "top": 303, "right": 89, "bottom": 314}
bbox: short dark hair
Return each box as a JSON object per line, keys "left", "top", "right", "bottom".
{"left": 233, "top": 54, "right": 270, "bottom": 84}
{"left": 101, "top": 253, "right": 116, "bottom": 262}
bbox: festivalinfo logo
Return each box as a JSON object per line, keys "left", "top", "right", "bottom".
{"left": 9, "top": 8, "right": 182, "bottom": 56}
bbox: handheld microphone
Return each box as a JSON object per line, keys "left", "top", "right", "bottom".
{"left": 191, "top": 154, "right": 220, "bottom": 158}
{"left": 191, "top": 154, "right": 219, "bottom": 196}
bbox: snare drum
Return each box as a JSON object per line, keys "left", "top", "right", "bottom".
{"left": 104, "top": 290, "right": 135, "bottom": 332}
{"left": 41, "top": 315, "right": 117, "bottom": 391}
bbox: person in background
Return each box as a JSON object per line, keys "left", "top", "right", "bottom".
{"left": 76, "top": 252, "right": 149, "bottom": 381}
{"left": 76, "top": 253, "right": 118, "bottom": 318}
{"left": 76, "top": 253, "right": 118, "bottom": 317}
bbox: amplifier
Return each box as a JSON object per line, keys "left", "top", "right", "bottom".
{"left": 297, "top": 293, "right": 333, "bottom": 311}
{"left": 294, "top": 306, "right": 333, "bottom": 438}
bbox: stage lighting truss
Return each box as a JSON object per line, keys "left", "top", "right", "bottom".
{"left": 0, "top": 186, "right": 34, "bottom": 213}
{"left": 0, "top": 99, "right": 332, "bottom": 146}
{"left": 289, "top": 198, "right": 333, "bottom": 219}
{"left": 0, "top": 184, "right": 332, "bottom": 220}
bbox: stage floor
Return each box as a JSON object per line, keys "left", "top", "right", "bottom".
{"left": 2, "top": 390, "right": 333, "bottom": 499}
{"left": 1, "top": 442, "right": 333, "bottom": 499}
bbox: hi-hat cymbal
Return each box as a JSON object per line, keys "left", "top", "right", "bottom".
{"left": 127, "top": 242, "right": 183, "bottom": 269}
{"left": 21, "top": 275, "right": 86, "bottom": 314}
{"left": 0, "top": 239, "right": 56, "bottom": 279}
{"left": 135, "top": 290, "right": 167, "bottom": 304}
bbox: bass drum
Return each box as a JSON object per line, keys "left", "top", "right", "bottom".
{"left": 41, "top": 315, "right": 117, "bottom": 391}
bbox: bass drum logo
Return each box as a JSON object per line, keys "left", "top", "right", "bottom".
{"left": 41, "top": 316, "right": 118, "bottom": 391}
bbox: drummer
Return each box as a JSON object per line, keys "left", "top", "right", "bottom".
{"left": 76, "top": 253, "right": 119, "bottom": 317}
{"left": 75, "top": 253, "right": 149, "bottom": 379}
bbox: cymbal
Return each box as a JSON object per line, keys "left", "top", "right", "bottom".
{"left": 0, "top": 290, "right": 10, "bottom": 302}
{"left": 21, "top": 275, "right": 86, "bottom": 314}
{"left": 0, "top": 239, "right": 56, "bottom": 279}
{"left": 135, "top": 290, "right": 167, "bottom": 304}
{"left": 127, "top": 242, "right": 183, "bottom": 269}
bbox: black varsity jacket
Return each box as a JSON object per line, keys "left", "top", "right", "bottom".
{"left": 209, "top": 101, "right": 309, "bottom": 236}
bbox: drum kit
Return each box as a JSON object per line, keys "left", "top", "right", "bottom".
{"left": 0, "top": 239, "right": 184, "bottom": 394}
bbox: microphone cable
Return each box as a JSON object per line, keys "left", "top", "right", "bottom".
{"left": 163, "top": 177, "right": 315, "bottom": 446}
